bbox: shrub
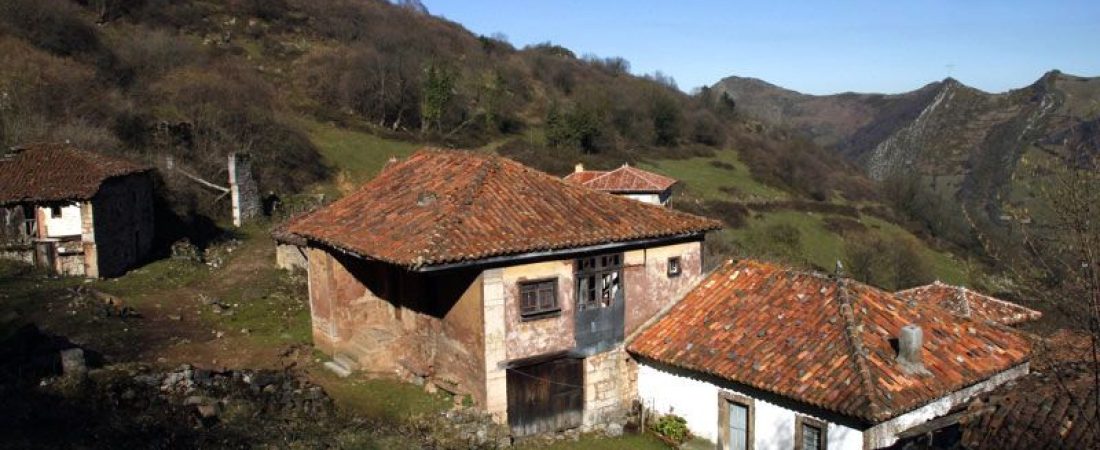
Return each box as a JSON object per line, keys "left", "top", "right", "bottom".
{"left": 764, "top": 223, "right": 802, "bottom": 253}
{"left": 705, "top": 201, "right": 749, "bottom": 228}
{"left": 650, "top": 413, "right": 690, "bottom": 443}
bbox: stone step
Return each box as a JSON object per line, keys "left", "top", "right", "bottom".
{"left": 333, "top": 352, "right": 360, "bottom": 371}
{"left": 323, "top": 360, "right": 353, "bottom": 378}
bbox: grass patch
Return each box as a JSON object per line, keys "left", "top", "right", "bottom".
{"left": 90, "top": 259, "right": 209, "bottom": 303}
{"left": 313, "top": 374, "right": 451, "bottom": 421}
{"left": 640, "top": 149, "right": 788, "bottom": 201}
{"left": 209, "top": 267, "right": 312, "bottom": 345}
{"left": 303, "top": 119, "right": 419, "bottom": 183}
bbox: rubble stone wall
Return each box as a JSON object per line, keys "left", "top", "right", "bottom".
{"left": 582, "top": 346, "right": 636, "bottom": 428}
{"left": 89, "top": 173, "right": 155, "bottom": 278}
{"left": 275, "top": 244, "right": 308, "bottom": 271}
{"left": 229, "top": 153, "right": 261, "bottom": 227}
{"left": 306, "top": 246, "right": 486, "bottom": 400}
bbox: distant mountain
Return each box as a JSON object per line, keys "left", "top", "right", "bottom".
{"left": 713, "top": 71, "right": 1100, "bottom": 216}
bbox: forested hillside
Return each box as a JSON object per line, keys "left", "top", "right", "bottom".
{"left": 0, "top": 0, "right": 986, "bottom": 293}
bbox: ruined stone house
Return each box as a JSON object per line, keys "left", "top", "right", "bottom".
{"left": 564, "top": 163, "right": 678, "bottom": 206}
{"left": 0, "top": 143, "right": 154, "bottom": 277}
{"left": 628, "top": 260, "right": 1033, "bottom": 449}
{"left": 283, "top": 148, "right": 720, "bottom": 436}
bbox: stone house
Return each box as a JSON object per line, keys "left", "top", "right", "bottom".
{"left": 283, "top": 149, "right": 720, "bottom": 436}
{"left": 0, "top": 143, "right": 155, "bottom": 278}
{"left": 564, "top": 163, "right": 678, "bottom": 206}
{"left": 628, "top": 260, "right": 1032, "bottom": 450}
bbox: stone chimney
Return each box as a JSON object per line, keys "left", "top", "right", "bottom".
{"left": 897, "top": 324, "right": 931, "bottom": 375}
{"left": 574, "top": 162, "right": 585, "bottom": 173}
{"left": 229, "top": 153, "right": 260, "bottom": 227}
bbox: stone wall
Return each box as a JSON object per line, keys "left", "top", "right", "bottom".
{"left": 0, "top": 246, "right": 33, "bottom": 264}
{"left": 306, "top": 246, "right": 486, "bottom": 400}
{"left": 582, "top": 346, "right": 636, "bottom": 428}
{"left": 275, "top": 243, "right": 308, "bottom": 271}
{"left": 89, "top": 172, "right": 155, "bottom": 277}
{"left": 229, "top": 153, "right": 261, "bottom": 227}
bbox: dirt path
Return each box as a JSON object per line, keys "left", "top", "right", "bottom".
{"left": 1, "top": 226, "right": 313, "bottom": 372}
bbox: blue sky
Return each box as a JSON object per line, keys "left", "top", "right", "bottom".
{"left": 424, "top": 1, "right": 1100, "bottom": 95}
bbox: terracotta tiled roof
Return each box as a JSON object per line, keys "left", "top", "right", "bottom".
{"left": 563, "top": 164, "right": 677, "bottom": 193}
{"left": 562, "top": 170, "right": 605, "bottom": 185}
{"left": 896, "top": 282, "right": 1042, "bottom": 326}
{"left": 286, "top": 149, "right": 720, "bottom": 269}
{"left": 628, "top": 260, "right": 1032, "bottom": 423}
{"left": 959, "top": 366, "right": 1097, "bottom": 449}
{"left": 0, "top": 143, "right": 151, "bottom": 205}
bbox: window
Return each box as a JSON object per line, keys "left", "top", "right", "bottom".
{"left": 667, "top": 256, "right": 682, "bottom": 278}
{"left": 575, "top": 254, "right": 622, "bottom": 310}
{"left": 519, "top": 278, "right": 559, "bottom": 319}
{"left": 718, "top": 392, "right": 753, "bottom": 450}
{"left": 795, "top": 416, "right": 827, "bottom": 450}
{"left": 50, "top": 205, "right": 62, "bottom": 218}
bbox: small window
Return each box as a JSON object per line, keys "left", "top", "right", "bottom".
{"left": 795, "top": 416, "right": 827, "bottom": 450}
{"left": 50, "top": 205, "right": 62, "bottom": 218}
{"left": 667, "top": 256, "right": 682, "bottom": 278}
{"left": 519, "top": 278, "right": 559, "bottom": 319}
{"left": 719, "top": 392, "right": 754, "bottom": 450}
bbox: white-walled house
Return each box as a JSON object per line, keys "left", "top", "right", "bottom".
{"left": 564, "top": 163, "right": 677, "bottom": 206}
{"left": 628, "top": 260, "right": 1033, "bottom": 450}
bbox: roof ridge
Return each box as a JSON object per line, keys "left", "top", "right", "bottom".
{"left": 622, "top": 165, "right": 676, "bottom": 188}
{"left": 583, "top": 167, "right": 618, "bottom": 186}
{"left": 414, "top": 155, "right": 498, "bottom": 268}
{"left": 835, "top": 278, "right": 889, "bottom": 420}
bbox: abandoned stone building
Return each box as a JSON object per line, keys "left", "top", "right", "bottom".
{"left": 283, "top": 148, "right": 720, "bottom": 436}
{"left": 564, "top": 163, "right": 678, "bottom": 206}
{"left": 628, "top": 260, "right": 1033, "bottom": 450}
{"left": 0, "top": 143, "right": 155, "bottom": 278}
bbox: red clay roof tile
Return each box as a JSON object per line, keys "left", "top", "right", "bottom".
{"left": 563, "top": 164, "right": 677, "bottom": 193}
{"left": 286, "top": 149, "right": 719, "bottom": 268}
{"left": 0, "top": 143, "right": 151, "bottom": 205}
{"left": 896, "top": 282, "right": 1042, "bottom": 326}
{"left": 960, "top": 365, "right": 1096, "bottom": 449}
{"left": 628, "top": 260, "right": 1032, "bottom": 423}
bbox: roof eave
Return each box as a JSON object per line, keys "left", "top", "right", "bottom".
{"left": 411, "top": 231, "right": 711, "bottom": 272}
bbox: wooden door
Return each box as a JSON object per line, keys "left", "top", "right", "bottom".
{"left": 506, "top": 357, "right": 584, "bottom": 437}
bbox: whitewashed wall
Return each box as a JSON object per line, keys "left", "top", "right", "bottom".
{"left": 863, "top": 362, "right": 1029, "bottom": 448}
{"left": 620, "top": 193, "right": 663, "bottom": 205}
{"left": 40, "top": 203, "right": 82, "bottom": 237}
{"left": 637, "top": 363, "right": 863, "bottom": 450}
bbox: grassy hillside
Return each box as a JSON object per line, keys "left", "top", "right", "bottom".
{"left": 639, "top": 149, "right": 788, "bottom": 202}
{"left": 634, "top": 149, "right": 971, "bottom": 289}
{"left": 303, "top": 119, "right": 419, "bottom": 184}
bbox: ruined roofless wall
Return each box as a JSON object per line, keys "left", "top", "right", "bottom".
{"left": 229, "top": 153, "right": 261, "bottom": 227}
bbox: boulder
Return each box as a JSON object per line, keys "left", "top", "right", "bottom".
{"left": 60, "top": 348, "right": 87, "bottom": 378}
